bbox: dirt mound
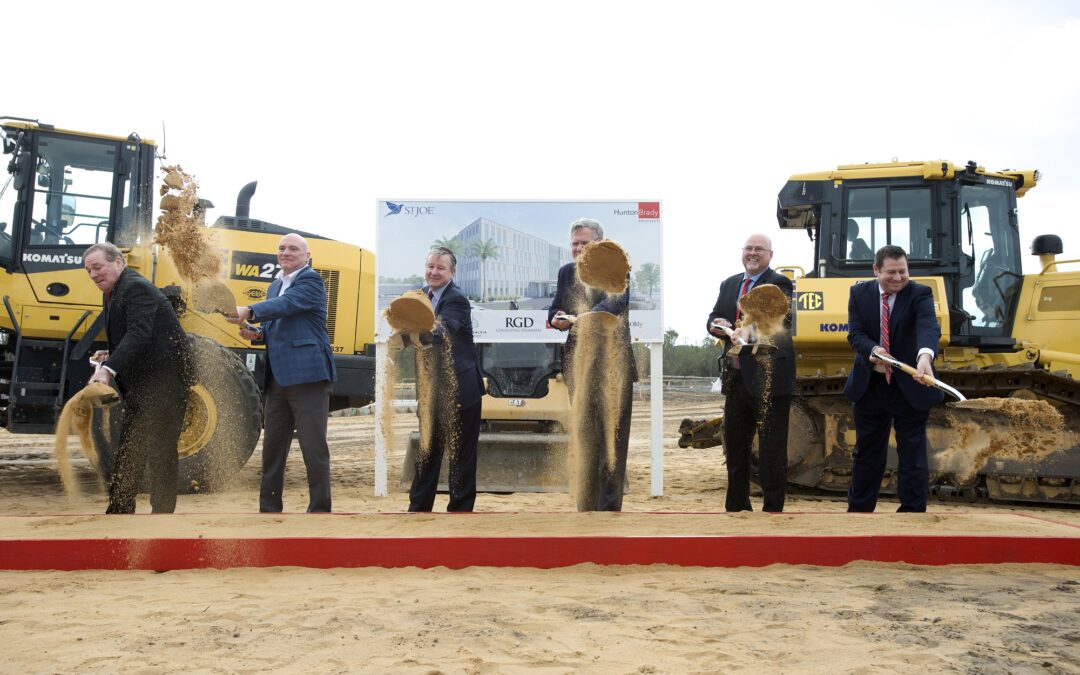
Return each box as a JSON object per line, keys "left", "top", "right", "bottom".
{"left": 951, "top": 397, "right": 1064, "bottom": 428}
{"left": 385, "top": 291, "right": 435, "bottom": 333}
{"left": 577, "top": 240, "right": 629, "bottom": 294}
{"left": 937, "top": 398, "right": 1072, "bottom": 483}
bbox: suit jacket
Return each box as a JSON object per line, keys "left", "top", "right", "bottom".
{"left": 547, "top": 261, "right": 637, "bottom": 382}
{"left": 844, "top": 279, "right": 944, "bottom": 410}
{"left": 103, "top": 267, "right": 194, "bottom": 394}
{"left": 706, "top": 267, "right": 795, "bottom": 398}
{"left": 425, "top": 280, "right": 484, "bottom": 409}
{"left": 249, "top": 265, "right": 336, "bottom": 388}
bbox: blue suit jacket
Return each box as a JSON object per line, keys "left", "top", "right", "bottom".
{"left": 426, "top": 280, "right": 484, "bottom": 409}
{"left": 844, "top": 279, "right": 943, "bottom": 410}
{"left": 249, "top": 265, "right": 336, "bottom": 388}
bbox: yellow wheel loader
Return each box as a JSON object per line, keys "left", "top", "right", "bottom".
{"left": 683, "top": 160, "right": 1079, "bottom": 505}
{"left": 0, "top": 117, "right": 376, "bottom": 492}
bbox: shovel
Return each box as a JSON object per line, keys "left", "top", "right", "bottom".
{"left": 713, "top": 322, "right": 777, "bottom": 356}
{"left": 876, "top": 353, "right": 967, "bottom": 402}
{"left": 193, "top": 280, "right": 238, "bottom": 317}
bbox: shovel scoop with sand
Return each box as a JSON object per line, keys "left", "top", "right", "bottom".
{"left": 711, "top": 283, "right": 791, "bottom": 357}
{"left": 192, "top": 280, "right": 238, "bottom": 317}
{"left": 386, "top": 290, "right": 436, "bottom": 333}
{"left": 576, "top": 240, "right": 630, "bottom": 294}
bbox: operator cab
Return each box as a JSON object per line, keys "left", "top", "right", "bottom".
{"left": 480, "top": 342, "right": 561, "bottom": 399}
{"left": 0, "top": 119, "right": 155, "bottom": 273}
{"left": 777, "top": 160, "right": 1035, "bottom": 349}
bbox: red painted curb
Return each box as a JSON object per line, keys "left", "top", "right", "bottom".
{"left": 2, "top": 535, "right": 1078, "bottom": 570}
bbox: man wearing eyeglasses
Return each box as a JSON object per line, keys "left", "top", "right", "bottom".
{"left": 706, "top": 233, "right": 795, "bottom": 512}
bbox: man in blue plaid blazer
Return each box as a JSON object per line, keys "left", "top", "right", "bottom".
{"left": 231, "top": 233, "right": 336, "bottom": 512}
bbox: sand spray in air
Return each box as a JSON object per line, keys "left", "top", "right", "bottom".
{"left": 565, "top": 238, "right": 633, "bottom": 508}
{"left": 735, "top": 283, "right": 791, "bottom": 423}
{"left": 381, "top": 292, "right": 458, "bottom": 475}
{"left": 155, "top": 166, "right": 222, "bottom": 283}
{"left": 51, "top": 383, "right": 117, "bottom": 498}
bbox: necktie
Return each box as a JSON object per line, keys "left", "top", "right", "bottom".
{"left": 734, "top": 277, "right": 752, "bottom": 322}
{"left": 881, "top": 292, "right": 892, "bottom": 384}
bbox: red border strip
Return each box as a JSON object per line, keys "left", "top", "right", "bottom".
{"left": 2, "top": 535, "right": 1078, "bottom": 570}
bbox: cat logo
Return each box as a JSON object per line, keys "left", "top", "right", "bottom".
{"left": 796, "top": 291, "right": 824, "bottom": 311}
{"left": 244, "top": 287, "right": 266, "bottom": 300}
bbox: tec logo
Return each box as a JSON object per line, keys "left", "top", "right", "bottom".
{"left": 796, "top": 291, "right": 824, "bottom": 311}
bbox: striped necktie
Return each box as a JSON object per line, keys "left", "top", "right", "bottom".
{"left": 881, "top": 292, "right": 892, "bottom": 384}
{"left": 735, "top": 277, "right": 752, "bottom": 322}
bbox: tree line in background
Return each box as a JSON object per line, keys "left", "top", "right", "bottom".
{"left": 630, "top": 329, "right": 723, "bottom": 378}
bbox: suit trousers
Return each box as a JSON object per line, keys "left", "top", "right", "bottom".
{"left": 259, "top": 380, "right": 332, "bottom": 513}
{"left": 107, "top": 366, "right": 190, "bottom": 514}
{"left": 847, "top": 373, "right": 931, "bottom": 513}
{"left": 409, "top": 397, "right": 482, "bottom": 512}
{"left": 722, "top": 370, "right": 790, "bottom": 513}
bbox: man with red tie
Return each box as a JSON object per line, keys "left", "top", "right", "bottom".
{"left": 706, "top": 233, "right": 795, "bottom": 512}
{"left": 844, "top": 245, "right": 943, "bottom": 512}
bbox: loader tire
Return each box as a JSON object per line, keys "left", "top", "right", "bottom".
{"left": 88, "top": 335, "right": 263, "bottom": 494}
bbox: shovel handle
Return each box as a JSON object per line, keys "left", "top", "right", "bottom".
{"left": 715, "top": 322, "right": 748, "bottom": 346}
{"left": 876, "top": 353, "right": 967, "bottom": 401}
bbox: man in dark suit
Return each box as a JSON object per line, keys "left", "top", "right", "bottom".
{"left": 548, "top": 218, "right": 635, "bottom": 512}
{"left": 706, "top": 233, "right": 795, "bottom": 513}
{"left": 407, "top": 247, "right": 485, "bottom": 512}
{"left": 845, "top": 245, "right": 943, "bottom": 512}
{"left": 83, "top": 242, "right": 194, "bottom": 514}
{"left": 230, "top": 233, "right": 336, "bottom": 513}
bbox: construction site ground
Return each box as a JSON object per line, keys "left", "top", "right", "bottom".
{"left": 1, "top": 392, "right": 1078, "bottom": 672}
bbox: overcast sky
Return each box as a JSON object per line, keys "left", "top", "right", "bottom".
{"left": 14, "top": 1, "right": 1079, "bottom": 342}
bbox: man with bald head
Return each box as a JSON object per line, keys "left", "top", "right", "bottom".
{"left": 706, "top": 233, "right": 795, "bottom": 512}
{"left": 230, "top": 233, "right": 336, "bottom": 512}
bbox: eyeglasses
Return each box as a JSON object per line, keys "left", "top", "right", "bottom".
{"left": 742, "top": 246, "right": 771, "bottom": 254}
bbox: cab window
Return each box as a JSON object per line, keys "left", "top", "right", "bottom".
{"left": 845, "top": 187, "right": 934, "bottom": 261}
{"left": 29, "top": 135, "right": 117, "bottom": 247}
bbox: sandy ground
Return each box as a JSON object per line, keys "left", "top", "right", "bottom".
{"left": 1, "top": 392, "right": 1079, "bottom": 673}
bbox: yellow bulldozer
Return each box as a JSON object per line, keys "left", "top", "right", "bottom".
{"left": 682, "top": 159, "right": 1080, "bottom": 506}
{"left": 0, "top": 117, "right": 376, "bottom": 491}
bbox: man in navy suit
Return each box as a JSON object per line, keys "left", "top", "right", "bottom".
{"left": 845, "top": 245, "right": 943, "bottom": 512}
{"left": 548, "top": 218, "right": 635, "bottom": 512}
{"left": 407, "top": 247, "right": 485, "bottom": 512}
{"left": 230, "top": 233, "right": 336, "bottom": 513}
{"left": 84, "top": 242, "right": 195, "bottom": 514}
{"left": 706, "top": 233, "right": 795, "bottom": 513}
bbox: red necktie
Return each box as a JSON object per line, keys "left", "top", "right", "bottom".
{"left": 735, "top": 277, "right": 752, "bottom": 322}
{"left": 881, "top": 292, "right": 892, "bottom": 384}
